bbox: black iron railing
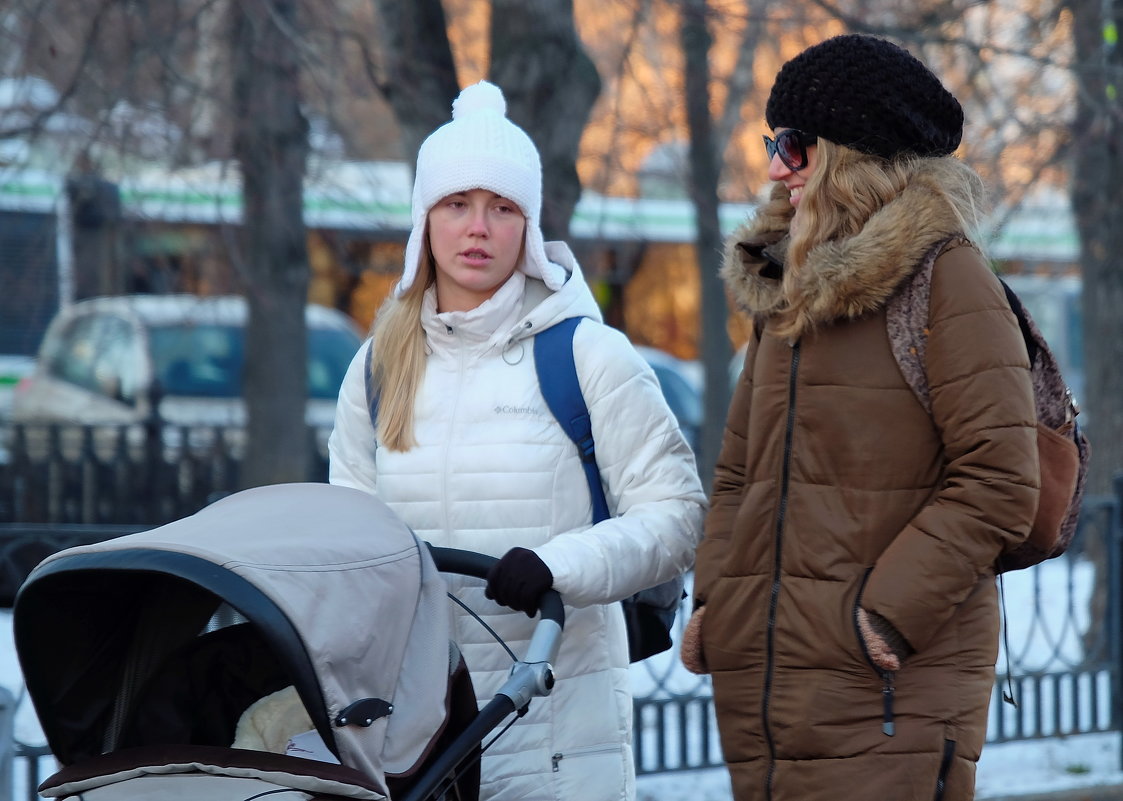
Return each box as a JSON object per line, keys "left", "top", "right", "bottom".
{"left": 0, "top": 422, "right": 328, "bottom": 527}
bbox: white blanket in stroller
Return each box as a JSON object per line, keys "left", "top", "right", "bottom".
{"left": 232, "top": 686, "right": 339, "bottom": 764}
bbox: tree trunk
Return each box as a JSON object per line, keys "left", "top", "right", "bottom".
{"left": 370, "top": 0, "right": 460, "bottom": 165}
{"left": 1069, "top": 0, "right": 1121, "bottom": 659}
{"left": 1070, "top": 0, "right": 1123, "bottom": 496}
{"left": 488, "top": 0, "right": 601, "bottom": 240}
{"left": 681, "top": 0, "right": 730, "bottom": 489}
{"left": 230, "top": 0, "right": 311, "bottom": 488}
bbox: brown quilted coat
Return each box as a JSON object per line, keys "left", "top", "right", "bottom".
{"left": 694, "top": 169, "right": 1039, "bottom": 801}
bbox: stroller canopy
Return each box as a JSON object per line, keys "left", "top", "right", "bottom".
{"left": 15, "top": 482, "right": 454, "bottom": 795}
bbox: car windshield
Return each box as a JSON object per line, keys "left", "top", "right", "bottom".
{"left": 149, "top": 323, "right": 360, "bottom": 399}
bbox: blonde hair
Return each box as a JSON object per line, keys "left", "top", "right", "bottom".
{"left": 369, "top": 241, "right": 434, "bottom": 452}
{"left": 787, "top": 139, "right": 986, "bottom": 271}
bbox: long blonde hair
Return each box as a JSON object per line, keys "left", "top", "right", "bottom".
{"left": 786, "top": 139, "right": 986, "bottom": 271}
{"left": 369, "top": 242, "right": 434, "bottom": 452}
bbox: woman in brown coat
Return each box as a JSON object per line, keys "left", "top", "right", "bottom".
{"left": 686, "top": 35, "right": 1039, "bottom": 801}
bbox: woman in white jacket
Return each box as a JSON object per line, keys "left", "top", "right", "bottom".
{"left": 328, "top": 81, "right": 706, "bottom": 801}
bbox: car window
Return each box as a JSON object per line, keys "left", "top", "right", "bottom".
{"left": 44, "top": 313, "right": 141, "bottom": 402}
{"left": 95, "top": 315, "right": 142, "bottom": 403}
{"left": 43, "top": 315, "right": 100, "bottom": 388}
{"left": 149, "top": 323, "right": 360, "bottom": 399}
{"left": 150, "top": 325, "right": 244, "bottom": 397}
{"left": 308, "top": 327, "right": 362, "bottom": 399}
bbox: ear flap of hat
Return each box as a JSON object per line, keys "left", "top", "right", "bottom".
{"left": 519, "top": 225, "right": 568, "bottom": 291}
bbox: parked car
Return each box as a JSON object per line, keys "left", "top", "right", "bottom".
{"left": 9, "top": 294, "right": 363, "bottom": 457}
{"left": 634, "top": 345, "right": 703, "bottom": 453}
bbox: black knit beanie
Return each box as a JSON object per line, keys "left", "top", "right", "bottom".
{"left": 765, "top": 34, "right": 964, "bottom": 160}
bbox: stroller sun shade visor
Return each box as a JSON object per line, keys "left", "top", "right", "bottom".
{"left": 15, "top": 551, "right": 327, "bottom": 765}
{"left": 14, "top": 483, "right": 456, "bottom": 793}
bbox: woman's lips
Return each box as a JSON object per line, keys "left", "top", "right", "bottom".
{"left": 460, "top": 248, "right": 492, "bottom": 265}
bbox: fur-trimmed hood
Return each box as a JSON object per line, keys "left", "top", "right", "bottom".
{"left": 722, "top": 160, "right": 980, "bottom": 340}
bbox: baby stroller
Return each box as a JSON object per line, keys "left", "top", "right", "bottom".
{"left": 12, "top": 482, "right": 564, "bottom": 801}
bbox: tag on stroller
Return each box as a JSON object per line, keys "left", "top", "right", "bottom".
{"left": 285, "top": 729, "right": 341, "bottom": 764}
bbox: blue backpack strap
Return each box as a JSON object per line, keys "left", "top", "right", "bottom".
{"left": 362, "top": 339, "right": 380, "bottom": 428}
{"left": 534, "top": 317, "right": 611, "bottom": 524}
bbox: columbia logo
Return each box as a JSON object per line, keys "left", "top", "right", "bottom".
{"left": 495, "top": 404, "right": 542, "bottom": 416}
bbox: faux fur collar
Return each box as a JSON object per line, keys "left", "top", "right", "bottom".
{"left": 722, "top": 162, "right": 976, "bottom": 340}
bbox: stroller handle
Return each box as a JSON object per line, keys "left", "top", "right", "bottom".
{"left": 426, "top": 545, "right": 566, "bottom": 629}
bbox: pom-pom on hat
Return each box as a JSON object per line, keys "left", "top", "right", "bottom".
{"left": 765, "top": 34, "right": 964, "bottom": 160}
{"left": 395, "top": 81, "right": 565, "bottom": 297}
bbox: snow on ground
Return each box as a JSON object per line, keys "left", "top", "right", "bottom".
{"left": 3, "top": 555, "right": 1123, "bottom": 799}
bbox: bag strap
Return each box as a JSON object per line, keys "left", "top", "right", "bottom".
{"left": 533, "top": 317, "right": 611, "bottom": 524}
{"left": 885, "top": 240, "right": 946, "bottom": 415}
{"left": 534, "top": 318, "right": 682, "bottom": 664}
{"left": 362, "top": 339, "right": 380, "bottom": 428}
{"left": 999, "top": 281, "right": 1039, "bottom": 366}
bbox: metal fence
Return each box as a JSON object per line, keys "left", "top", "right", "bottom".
{"left": 1, "top": 422, "right": 1121, "bottom": 795}
{"left": 0, "top": 422, "right": 328, "bottom": 526}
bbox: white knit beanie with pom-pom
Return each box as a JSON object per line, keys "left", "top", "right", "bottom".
{"left": 394, "top": 80, "right": 566, "bottom": 297}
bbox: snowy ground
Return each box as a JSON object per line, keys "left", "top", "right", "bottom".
{"left": 4, "top": 555, "right": 1123, "bottom": 799}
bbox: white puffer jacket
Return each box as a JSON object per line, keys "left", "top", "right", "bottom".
{"left": 329, "top": 243, "right": 706, "bottom": 801}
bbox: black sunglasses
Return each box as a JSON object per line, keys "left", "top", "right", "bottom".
{"left": 763, "top": 129, "right": 818, "bottom": 171}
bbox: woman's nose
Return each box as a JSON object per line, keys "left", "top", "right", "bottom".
{"left": 767, "top": 153, "right": 792, "bottom": 182}
{"left": 467, "top": 206, "right": 489, "bottom": 235}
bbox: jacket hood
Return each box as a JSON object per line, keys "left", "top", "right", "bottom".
{"left": 515, "top": 241, "right": 604, "bottom": 336}
{"left": 722, "top": 161, "right": 979, "bottom": 339}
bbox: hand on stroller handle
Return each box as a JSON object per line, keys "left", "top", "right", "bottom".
{"left": 426, "top": 543, "right": 564, "bottom": 700}
{"left": 425, "top": 544, "right": 566, "bottom": 629}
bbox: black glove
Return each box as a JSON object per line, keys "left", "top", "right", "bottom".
{"left": 484, "top": 547, "right": 554, "bottom": 617}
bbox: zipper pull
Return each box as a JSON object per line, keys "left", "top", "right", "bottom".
{"left": 882, "top": 674, "right": 896, "bottom": 736}
{"left": 551, "top": 752, "right": 563, "bottom": 772}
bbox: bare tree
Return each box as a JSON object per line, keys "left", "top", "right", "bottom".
{"left": 489, "top": 0, "right": 601, "bottom": 240}
{"left": 230, "top": 0, "right": 311, "bottom": 488}
{"left": 367, "top": 0, "right": 460, "bottom": 164}
{"left": 1070, "top": 0, "right": 1123, "bottom": 495}
{"left": 680, "top": 0, "right": 729, "bottom": 485}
